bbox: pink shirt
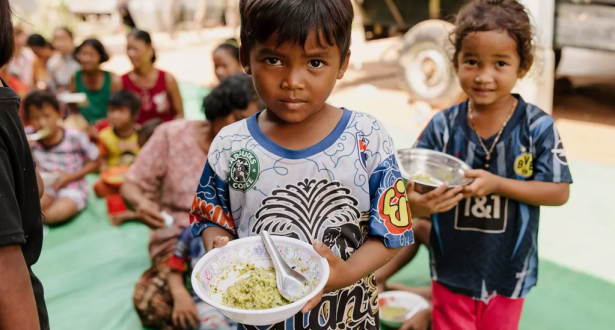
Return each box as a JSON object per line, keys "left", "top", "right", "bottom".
{"left": 125, "top": 119, "right": 207, "bottom": 259}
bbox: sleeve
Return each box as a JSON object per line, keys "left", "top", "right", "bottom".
{"left": 0, "top": 147, "right": 26, "bottom": 247}
{"left": 367, "top": 127, "right": 414, "bottom": 248}
{"left": 190, "top": 160, "right": 235, "bottom": 238}
{"left": 167, "top": 228, "right": 193, "bottom": 272}
{"left": 124, "top": 125, "right": 167, "bottom": 194}
{"left": 76, "top": 132, "right": 99, "bottom": 161}
{"left": 414, "top": 113, "right": 446, "bottom": 152}
{"left": 532, "top": 118, "right": 573, "bottom": 183}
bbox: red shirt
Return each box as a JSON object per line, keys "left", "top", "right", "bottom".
{"left": 121, "top": 70, "right": 175, "bottom": 124}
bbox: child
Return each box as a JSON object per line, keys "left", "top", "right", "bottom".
{"left": 410, "top": 1, "right": 572, "bottom": 329}
{"left": 25, "top": 90, "right": 100, "bottom": 225}
{"left": 167, "top": 227, "right": 236, "bottom": 330}
{"left": 190, "top": 1, "right": 414, "bottom": 329}
{"left": 212, "top": 39, "right": 242, "bottom": 83}
{"left": 94, "top": 90, "right": 141, "bottom": 225}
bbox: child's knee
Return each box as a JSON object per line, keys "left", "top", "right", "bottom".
{"left": 94, "top": 179, "right": 110, "bottom": 197}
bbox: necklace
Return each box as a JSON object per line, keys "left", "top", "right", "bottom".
{"left": 468, "top": 98, "right": 517, "bottom": 169}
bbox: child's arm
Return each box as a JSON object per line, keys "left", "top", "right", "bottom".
{"left": 53, "top": 158, "right": 101, "bottom": 190}
{"left": 375, "top": 244, "right": 418, "bottom": 289}
{"left": 202, "top": 226, "right": 236, "bottom": 252}
{"left": 168, "top": 271, "right": 200, "bottom": 329}
{"left": 463, "top": 170, "right": 570, "bottom": 206}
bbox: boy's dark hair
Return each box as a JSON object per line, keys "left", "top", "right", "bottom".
{"left": 23, "top": 90, "right": 61, "bottom": 118}
{"left": 129, "top": 29, "right": 156, "bottom": 63}
{"left": 452, "top": 0, "right": 534, "bottom": 72}
{"left": 215, "top": 38, "right": 240, "bottom": 62}
{"left": 203, "top": 73, "right": 261, "bottom": 121}
{"left": 0, "top": 4, "right": 14, "bottom": 67}
{"left": 55, "top": 26, "right": 74, "bottom": 40}
{"left": 74, "top": 38, "right": 110, "bottom": 63}
{"left": 27, "top": 34, "right": 52, "bottom": 49}
{"left": 138, "top": 118, "right": 163, "bottom": 144}
{"left": 108, "top": 90, "right": 141, "bottom": 117}
{"left": 239, "top": 0, "right": 354, "bottom": 64}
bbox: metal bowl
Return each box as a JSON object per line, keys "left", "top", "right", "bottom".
{"left": 396, "top": 148, "right": 473, "bottom": 193}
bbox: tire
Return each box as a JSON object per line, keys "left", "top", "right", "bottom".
{"left": 398, "top": 19, "right": 464, "bottom": 109}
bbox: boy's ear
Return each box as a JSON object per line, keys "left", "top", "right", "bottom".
{"left": 337, "top": 50, "right": 351, "bottom": 80}
{"left": 518, "top": 68, "right": 528, "bottom": 79}
{"left": 239, "top": 46, "right": 252, "bottom": 75}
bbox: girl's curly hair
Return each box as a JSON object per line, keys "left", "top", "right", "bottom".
{"left": 452, "top": 0, "right": 535, "bottom": 73}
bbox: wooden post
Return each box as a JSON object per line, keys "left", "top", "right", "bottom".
{"left": 515, "top": 0, "right": 555, "bottom": 114}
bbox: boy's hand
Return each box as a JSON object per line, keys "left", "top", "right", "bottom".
{"left": 406, "top": 180, "right": 463, "bottom": 218}
{"left": 53, "top": 172, "right": 74, "bottom": 190}
{"left": 301, "top": 240, "right": 348, "bottom": 314}
{"left": 462, "top": 170, "right": 501, "bottom": 198}
{"left": 399, "top": 308, "right": 432, "bottom": 330}
{"left": 172, "top": 289, "right": 200, "bottom": 329}
{"left": 135, "top": 199, "right": 165, "bottom": 229}
{"left": 212, "top": 236, "right": 230, "bottom": 249}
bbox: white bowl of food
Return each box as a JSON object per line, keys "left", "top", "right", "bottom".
{"left": 191, "top": 235, "right": 330, "bottom": 326}
{"left": 379, "top": 291, "right": 430, "bottom": 329}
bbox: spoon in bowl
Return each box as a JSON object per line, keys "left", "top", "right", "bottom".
{"left": 260, "top": 230, "right": 310, "bottom": 302}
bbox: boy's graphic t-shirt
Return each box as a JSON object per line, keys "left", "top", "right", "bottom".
{"left": 191, "top": 109, "right": 414, "bottom": 330}
{"left": 98, "top": 127, "right": 140, "bottom": 167}
{"left": 416, "top": 95, "right": 573, "bottom": 300}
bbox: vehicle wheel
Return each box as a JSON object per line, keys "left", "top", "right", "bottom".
{"left": 398, "top": 19, "right": 464, "bottom": 109}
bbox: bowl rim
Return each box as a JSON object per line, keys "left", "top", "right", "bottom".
{"left": 378, "top": 290, "right": 430, "bottom": 322}
{"left": 191, "top": 235, "right": 331, "bottom": 316}
{"left": 396, "top": 147, "right": 474, "bottom": 188}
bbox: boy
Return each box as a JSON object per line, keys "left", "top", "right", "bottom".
{"left": 94, "top": 90, "right": 141, "bottom": 225}
{"left": 190, "top": 1, "right": 414, "bottom": 329}
{"left": 25, "top": 90, "right": 100, "bottom": 225}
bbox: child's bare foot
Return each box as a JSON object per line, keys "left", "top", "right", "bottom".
{"left": 109, "top": 211, "right": 138, "bottom": 226}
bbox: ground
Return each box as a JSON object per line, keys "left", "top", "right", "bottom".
{"left": 34, "top": 27, "right": 615, "bottom": 329}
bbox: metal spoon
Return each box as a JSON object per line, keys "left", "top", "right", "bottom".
{"left": 260, "top": 230, "right": 310, "bottom": 302}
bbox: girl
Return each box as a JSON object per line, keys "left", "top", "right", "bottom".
{"left": 24, "top": 90, "right": 100, "bottom": 225}
{"left": 121, "top": 30, "right": 184, "bottom": 124}
{"left": 48, "top": 27, "right": 80, "bottom": 92}
{"left": 212, "top": 39, "right": 242, "bottom": 84}
{"left": 8, "top": 26, "right": 34, "bottom": 88}
{"left": 70, "top": 38, "right": 121, "bottom": 127}
{"left": 411, "top": 1, "right": 572, "bottom": 329}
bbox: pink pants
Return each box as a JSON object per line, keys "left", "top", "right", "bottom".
{"left": 432, "top": 281, "right": 524, "bottom": 330}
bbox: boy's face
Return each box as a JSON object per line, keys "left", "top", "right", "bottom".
{"left": 108, "top": 106, "right": 134, "bottom": 130}
{"left": 28, "top": 104, "right": 61, "bottom": 135}
{"left": 243, "top": 31, "right": 350, "bottom": 124}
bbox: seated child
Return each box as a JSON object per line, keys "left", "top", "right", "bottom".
{"left": 93, "top": 90, "right": 142, "bottom": 225}
{"left": 191, "top": 1, "right": 414, "bottom": 329}
{"left": 167, "top": 227, "right": 236, "bottom": 330}
{"left": 24, "top": 90, "right": 100, "bottom": 225}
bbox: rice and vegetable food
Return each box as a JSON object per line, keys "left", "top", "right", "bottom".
{"left": 412, "top": 173, "right": 439, "bottom": 184}
{"left": 381, "top": 305, "right": 409, "bottom": 321}
{"left": 220, "top": 263, "right": 290, "bottom": 310}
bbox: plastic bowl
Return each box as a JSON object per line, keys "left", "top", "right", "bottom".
{"left": 396, "top": 148, "right": 473, "bottom": 193}
{"left": 379, "top": 291, "right": 430, "bottom": 329}
{"left": 191, "top": 235, "right": 330, "bottom": 326}
{"left": 39, "top": 172, "right": 60, "bottom": 189}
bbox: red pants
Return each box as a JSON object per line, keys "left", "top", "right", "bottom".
{"left": 94, "top": 179, "right": 127, "bottom": 215}
{"left": 432, "top": 281, "right": 524, "bottom": 330}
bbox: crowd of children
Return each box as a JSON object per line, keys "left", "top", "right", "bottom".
{"left": 4, "top": 0, "right": 574, "bottom": 329}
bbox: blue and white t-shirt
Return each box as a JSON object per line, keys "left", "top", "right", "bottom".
{"left": 416, "top": 95, "right": 573, "bottom": 300}
{"left": 191, "top": 108, "right": 414, "bottom": 330}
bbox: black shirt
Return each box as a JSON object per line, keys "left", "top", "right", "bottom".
{"left": 0, "top": 79, "right": 49, "bottom": 329}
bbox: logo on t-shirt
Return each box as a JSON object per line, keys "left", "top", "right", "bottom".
{"left": 357, "top": 133, "right": 369, "bottom": 170}
{"left": 228, "top": 149, "right": 259, "bottom": 192}
{"left": 514, "top": 152, "right": 533, "bottom": 178}
{"left": 378, "top": 179, "right": 412, "bottom": 235}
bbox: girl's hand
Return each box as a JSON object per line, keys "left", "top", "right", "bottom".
{"left": 301, "top": 240, "right": 349, "bottom": 314}
{"left": 53, "top": 172, "right": 74, "bottom": 190}
{"left": 172, "top": 289, "right": 200, "bottom": 329}
{"left": 407, "top": 180, "right": 464, "bottom": 218}
{"left": 135, "top": 199, "right": 165, "bottom": 229}
{"left": 462, "top": 170, "right": 502, "bottom": 198}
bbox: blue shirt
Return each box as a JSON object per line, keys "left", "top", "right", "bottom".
{"left": 416, "top": 95, "right": 572, "bottom": 299}
{"left": 191, "top": 109, "right": 414, "bottom": 330}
